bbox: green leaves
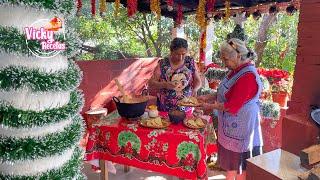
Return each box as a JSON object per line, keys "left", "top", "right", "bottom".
{"left": 197, "top": 87, "right": 216, "bottom": 96}
{"left": 204, "top": 68, "right": 228, "bottom": 81}
{"left": 260, "top": 100, "right": 280, "bottom": 120}
{"left": 3, "top": 0, "right": 75, "bottom": 14}
{"left": 75, "top": 3, "right": 173, "bottom": 60}
{"left": 260, "top": 12, "right": 299, "bottom": 73}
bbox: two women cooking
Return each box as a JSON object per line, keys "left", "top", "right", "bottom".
{"left": 149, "top": 37, "right": 263, "bottom": 180}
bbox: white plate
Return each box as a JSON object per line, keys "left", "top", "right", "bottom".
{"left": 85, "top": 108, "right": 108, "bottom": 115}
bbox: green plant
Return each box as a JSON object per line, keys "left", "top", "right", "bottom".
{"left": 260, "top": 100, "right": 280, "bottom": 120}
{"left": 197, "top": 87, "right": 216, "bottom": 96}
{"left": 271, "top": 78, "right": 292, "bottom": 94}
{"left": 259, "top": 75, "right": 271, "bottom": 92}
{"left": 204, "top": 68, "right": 228, "bottom": 81}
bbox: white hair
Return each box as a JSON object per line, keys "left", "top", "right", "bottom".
{"left": 220, "top": 38, "right": 256, "bottom": 61}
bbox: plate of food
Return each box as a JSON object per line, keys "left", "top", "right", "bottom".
{"left": 139, "top": 117, "right": 171, "bottom": 129}
{"left": 177, "top": 97, "right": 201, "bottom": 107}
{"left": 184, "top": 116, "right": 207, "bottom": 129}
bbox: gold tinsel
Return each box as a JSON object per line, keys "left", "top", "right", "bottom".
{"left": 199, "top": 30, "right": 206, "bottom": 63}
{"left": 201, "top": 30, "right": 207, "bottom": 50}
{"left": 150, "top": 0, "right": 161, "bottom": 20}
{"left": 196, "top": 0, "right": 207, "bottom": 30}
{"left": 224, "top": 0, "right": 231, "bottom": 21}
{"left": 114, "top": 0, "right": 120, "bottom": 17}
{"left": 99, "top": 0, "right": 107, "bottom": 15}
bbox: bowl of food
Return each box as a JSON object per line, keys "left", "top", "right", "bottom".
{"left": 168, "top": 110, "right": 186, "bottom": 124}
{"left": 177, "top": 96, "right": 200, "bottom": 107}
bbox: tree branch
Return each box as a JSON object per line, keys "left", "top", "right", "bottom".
{"left": 143, "top": 14, "right": 157, "bottom": 48}
{"left": 255, "top": 13, "right": 277, "bottom": 66}
{"left": 81, "top": 44, "right": 97, "bottom": 53}
{"left": 142, "top": 14, "right": 162, "bottom": 57}
{"left": 127, "top": 19, "right": 153, "bottom": 57}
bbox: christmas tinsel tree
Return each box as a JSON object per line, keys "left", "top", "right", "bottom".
{"left": 0, "top": 0, "right": 85, "bottom": 179}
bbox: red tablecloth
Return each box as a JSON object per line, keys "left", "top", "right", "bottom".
{"left": 85, "top": 113, "right": 217, "bottom": 179}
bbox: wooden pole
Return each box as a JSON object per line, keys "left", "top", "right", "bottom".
{"left": 99, "top": 160, "right": 109, "bottom": 180}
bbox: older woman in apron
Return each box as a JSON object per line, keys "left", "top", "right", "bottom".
{"left": 198, "top": 38, "right": 262, "bottom": 180}
{"left": 148, "top": 37, "right": 201, "bottom": 112}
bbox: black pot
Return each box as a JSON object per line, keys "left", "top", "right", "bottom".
{"left": 168, "top": 110, "right": 186, "bottom": 124}
{"left": 113, "top": 91, "right": 148, "bottom": 119}
{"left": 310, "top": 105, "right": 320, "bottom": 128}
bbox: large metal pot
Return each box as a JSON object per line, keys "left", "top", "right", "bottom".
{"left": 311, "top": 105, "right": 320, "bottom": 128}
{"left": 113, "top": 90, "right": 149, "bottom": 119}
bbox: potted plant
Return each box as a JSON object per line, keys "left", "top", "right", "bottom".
{"left": 259, "top": 75, "right": 271, "bottom": 100}
{"left": 260, "top": 100, "right": 281, "bottom": 119}
{"left": 197, "top": 87, "right": 216, "bottom": 96}
{"left": 257, "top": 68, "right": 292, "bottom": 107}
{"left": 260, "top": 100, "right": 281, "bottom": 128}
{"left": 271, "top": 78, "right": 292, "bottom": 107}
{"left": 204, "top": 66, "right": 228, "bottom": 90}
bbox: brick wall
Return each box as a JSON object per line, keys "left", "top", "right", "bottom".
{"left": 282, "top": 0, "right": 320, "bottom": 155}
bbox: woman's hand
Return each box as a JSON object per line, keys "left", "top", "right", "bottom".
{"left": 200, "top": 101, "right": 225, "bottom": 112}
{"left": 197, "top": 94, "right": 215, "bottom": 103}
{"left": 200, "top": 103, "right": 215, "bottom": 111}
{"left": 192, "top": 89, "right": 198, "bottom": 97}
{"left": 197, "top": 95, "right": 207, "bottom": 103}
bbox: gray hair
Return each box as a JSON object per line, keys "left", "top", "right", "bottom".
{"left": 220, "top": 38, "right": 256, "bottom": 61}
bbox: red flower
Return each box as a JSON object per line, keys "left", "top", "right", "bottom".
{"left": 257, "top": 68, "right": 289, "bottom": 80}
{"left": 125, "top": 142, "right": 133, "bottom": 154}
{"left": 184, "top": 153, "right": 195, "bottom": 166}
{"left": 205, "top": 63, "right": 221, "bottom": 71}
{"left": 271, "top": 69, "right": 288, "bottom": 79}
{"left": 207, "top": 63, "right": 220, "bottom": 69}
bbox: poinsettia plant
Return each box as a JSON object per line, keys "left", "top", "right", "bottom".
{"left": 257, "top": 68, "right": 292, "bottom": 94}
{"left": 257, "top": 68, "right": 290, "bottom": 80}
{"left": 205, "top": 63, "right": 221, "bottom": 71}
{"left": 271, "top": 78, "right": 292, "bottom": 94}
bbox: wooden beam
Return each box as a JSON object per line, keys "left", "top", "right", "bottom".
{"left": 298, "top": 170, "right": 310, "bottom": 180}
{"left": 124, "top": 165, "right": 130, "bottom": 173}
{"left": 99, "top": 160, "right": 109, "bottom": 180}
{"left": 309, "top": 167, "right": 320, "bottom": 180}
{"left": 300, "top": 144, "right": 320, "bottom": 166}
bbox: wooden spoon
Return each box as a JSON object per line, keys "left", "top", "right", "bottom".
{"left": 114, "top": 79, "right": 130, "bottom": 103}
